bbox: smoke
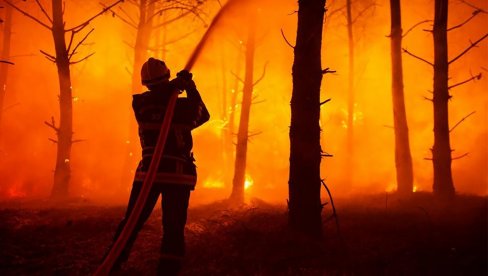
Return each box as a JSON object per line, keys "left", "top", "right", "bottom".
{"left": 0, "top": 0, "right": 486, "bottom": 204}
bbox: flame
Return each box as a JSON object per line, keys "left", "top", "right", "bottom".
{"left": 244, "top": 174, "right": 253, "bottom": 190}
{"left": 8, "top": 186, "right": 26, "bottom": 198}
{"left": 385, "top": 184, "right": 396, "bottom": 193}
{"left": 413, "top": 185, "right": 418, "bottom": 193}
{"left": 340, "top": 104, "right": 364, "bottom": 129}
{"left": 203, "top": 178, "right": 225, "bottom": 189}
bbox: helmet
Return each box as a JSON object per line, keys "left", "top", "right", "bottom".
{"left": 141, "top": 58, "right": 170, "bottom": 86}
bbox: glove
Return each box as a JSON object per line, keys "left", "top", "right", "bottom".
{"left": 176, "top": 70, "right": 196, "bottom": 90}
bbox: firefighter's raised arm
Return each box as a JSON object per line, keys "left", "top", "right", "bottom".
{"left": 171, "top": 70, "right": 210, "bottom": 129}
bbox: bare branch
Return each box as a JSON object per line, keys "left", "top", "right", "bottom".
{"left": 448, "top": 9, "right": 482, "bottom": 31}
{"left": 320, "top": 98, "right": 331, "bottom": 105}
{"left": 152, "top": 10, "right": 193, "bottom": 29}
{"left": 44, "top": 116, "right": 59, "bottom": 132}
{"left": 35, "top": 0, "right": 53, "bottom": 24}
{"left": 450, "top": 111, "right": 476, "bottom": 132}
{"left": 66, "top": 0, "right": 124, "bottom": 32}
{"left": 459, "top": 0, "right": 488, "bottom": 13}
{"left": 403, "top": 48, "right": 434, "bottom": 66}
{"left": 423, "top": 96, "right": 433, "bottom": 101}
{"left": 280, "top": 28, "right": 295, "bottom": 49}
{"left": 70, "top": 52, "right": 95, "bottom": 65}
{"left": 4, "top": 0, "right": 51, "bottom": 30}
{"left": 449, "top": 73, "right": 482, "bottom": 90}
{"left": 163, "top": 29, "right": 197, "bottom": 45}
{"left": 40, "top": 50, "right": 56, "bottom": 63}
{"left": 0, "top": 60, "right": 14, "bottom": 65}
{"left": 351, "top": 3, "right": 376, "bottom": 25}
{"left": 147, "top": 6, "right": 204, "bottom": 26}
{"left": 253, "top": 62, "right": 269, "bottom": 86}
{"left": 40, "top": 49, "right": 56, "bottom": 60}
{"left": 230, "top": 71, "right": 244, "bottom": 84}
{"left": 321, "top": 153, "right": 333, "bottom": 157}
{"left": 69, "top": 28, "right": 95, "bottom": 60}
{"left": 66, "top": 31, "right": 75, "bottom": 54}
{"left": 322, "top": 67, "right": 336, "bottom": 74}
{"left": 118, "top": 5, "right": 138, "bottom": 25}
{"left": 99, "top": 3, "right": 137, "bottom": 29}
{"left": 449, "top": 33, "right": 488, "bottom": 64}
{"left": 48, "top": 138, "right": 58, "bottom": 144}
{"left": 452, "top": 152, "right": 469, "bottom": 160}
{"left": 403, "top": 20, "right": 432, "bottom": 38}
{"left": 248, "top": 131, "right": 262, "bottom": 139}
{"left": 72, "top": 139, "right": 87, "bottom": 144}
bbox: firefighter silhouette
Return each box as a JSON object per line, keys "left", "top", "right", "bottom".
{"left": 111, "top": 57, "right": 210, "bottom": 274}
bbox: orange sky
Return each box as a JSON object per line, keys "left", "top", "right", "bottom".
{"left": 0, "top": 0, "right": 486, "bottom": 205}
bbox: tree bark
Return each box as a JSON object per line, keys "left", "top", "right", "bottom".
{"left": 0, "top": 5, "right": 13, "bottom": 134}
{"left": 51, "top": 0, "right": 73, "bottom": 198}
{"left": 230, "top": 21, "right": 255, "bottom": 203}
{"left": 122, "top": 0, "right": 155, "bottom": 187}
{"left": 390, "top": 0, "right": 413, "bottom": 194}
{"left": 289, "top": 0, "right": 326, "bottom": 237}
{"left": 432, "top": 0, "right": 454, "bottom": 196}
{"left": 345, "top": 0, "right": 354, "bottom": 185}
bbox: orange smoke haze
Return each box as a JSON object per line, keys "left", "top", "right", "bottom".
{"left": 0, "top": 0, "right": 486, "bottom": 205}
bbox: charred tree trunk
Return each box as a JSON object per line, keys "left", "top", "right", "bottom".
{"left": 432, "top": 0, "right": 454, "bottom": 196}
{"left": 122, "top": 0, "right": 155, "bottom": 187}
{"left": 289, "top": 0, "right": 326, "bottom": 237}
{"left": 345, "top": 0, "right": 354, "bottom": 185}
{"left": 51, "top": 0, "right": 73, "bottom": 198}
{"left": 0, "top": 5, "right": 13, "bottom": 133}
{"left": 230, "top": 22, "right": 255, "bottom": 203}
{"left": 390, "top": 0, "right": 413, "bottom": 194}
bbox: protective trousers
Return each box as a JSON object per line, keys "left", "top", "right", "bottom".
{"left": 111, "top": 182, "right": 191, "bottom": 272}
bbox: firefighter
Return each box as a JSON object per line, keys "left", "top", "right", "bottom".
{"left": 112, "top": 57, "right": 210, "bottom": 274}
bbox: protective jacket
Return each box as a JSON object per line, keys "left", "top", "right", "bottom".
{"left": 132, "top": 83, "right": 210, "bottom": 189}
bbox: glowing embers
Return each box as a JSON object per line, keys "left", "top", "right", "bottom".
{"left": 340, "top": 103, "right": 364, "bottom": 129}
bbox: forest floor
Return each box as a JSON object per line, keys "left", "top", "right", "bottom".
{"left": 0, "top": 192, "right": 486, "bottom": 275}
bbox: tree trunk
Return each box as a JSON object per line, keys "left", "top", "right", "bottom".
{"left": 230, "top": 21, "right": 255, "bottom": 203}
{"left": 51, "top": 0, "right": 73, "bottom": 198}
{"left": 345, "top": 0, "right": 354, "bottom": 186}
{"left": 121, "top": 0, "right": 155, "bottom": 187}
{"left": 432, "top": 0, "right": 454, "bottom": 196}
{"left": 289, "top": 0, "right": 326, "bottom": 237}
{"left": 390, "top": 0, "right": 413, "bottom": 194}
{"left": 0, "top": 5, "right": 13, "bottom": 134}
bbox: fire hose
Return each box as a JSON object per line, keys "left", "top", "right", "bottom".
{"left": 94, "top": 1, "right": 238, "bottom": 275}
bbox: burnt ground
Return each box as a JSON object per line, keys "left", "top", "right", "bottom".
{"left": 0, "top": 192, "right": 486, "bottom": 275}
